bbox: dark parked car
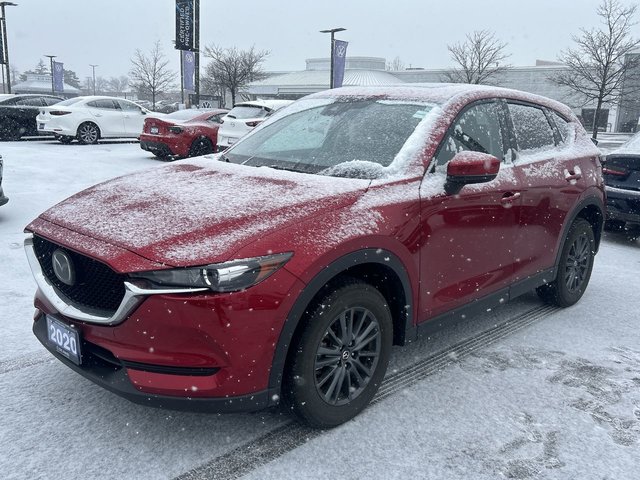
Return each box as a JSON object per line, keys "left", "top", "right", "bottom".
{"left": 0, "top": 155, "right": 7, "bottom": 206}
{"left": 0, "top": 94, "right": 64, "bottom": 140}
{"left": 602, "top": 132, "right": 640, "bottom": 230}
{"left": 139, "top": 108, "right": 228, "bottom": 159}
{"left": 25, "top": 84, "right": 604, "bottom": 427}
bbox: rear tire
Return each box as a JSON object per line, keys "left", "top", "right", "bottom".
{"left": 283, "top": 280, "right": 393, "bottom": 428}
{"left": 77, "top": 122, "right": 100, "bottom": 144}
{"left": 536, "top": 218, "right": 595, "bottom": 307}
{"left": 188, "top": 137, "right": 214, "bottom": 157}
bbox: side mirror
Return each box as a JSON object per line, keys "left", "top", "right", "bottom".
{"left": 591, "top": 137, "right": 599, "bottom": 146}
{"left": 445, "top": 151, "right": 500, "bottom": 195}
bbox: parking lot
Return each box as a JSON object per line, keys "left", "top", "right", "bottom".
{"left": 0, "top": 139, "right": 639, "bottom": 479}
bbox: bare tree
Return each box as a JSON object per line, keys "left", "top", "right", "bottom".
{"left": 386, "top": 56, "right": 405, "bottom": 71}
{"left": 202, "top": 45, "right": 269, "bottom": 106}
{"left": 553, "top": 0, "right": 640, "bottom": 138}
{"left": 129, "top": 41, "right": 177, "bottom": 109}
{"left": 106, "top": 76, "right": 130, "bottom": 95}
{"left": 444, "top": 30, "right": 510, "bottom": 85}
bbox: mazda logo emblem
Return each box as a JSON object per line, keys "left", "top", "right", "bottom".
{"left": 52, "top": 249, "right": 76, "bottom": 286}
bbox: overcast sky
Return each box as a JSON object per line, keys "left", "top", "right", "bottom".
{"left": 4, "top": 0, "right": 617, "bottom": 82}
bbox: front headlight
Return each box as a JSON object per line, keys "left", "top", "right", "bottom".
{"left": 130, "top": 252, "right": 293, "bottom": 292}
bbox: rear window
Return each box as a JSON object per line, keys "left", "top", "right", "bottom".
{"left": 165, "top": 109, "right": 202, "bottom": 121}
{"left": 227, "top": 105, "right": 269, "bottom": 119}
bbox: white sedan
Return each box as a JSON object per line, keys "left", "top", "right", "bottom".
{"left": 36, "top": 96, "right": 153, "bottom": 144}
{"left": 217, "top": 99, "right": 293, "bottom": 151}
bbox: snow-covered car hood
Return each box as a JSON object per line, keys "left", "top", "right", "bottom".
{"left": 31, "top": 157, "right": 370, "bottom": 268}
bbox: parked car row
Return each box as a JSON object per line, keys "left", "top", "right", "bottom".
{"left": 25, "top": 84, "right": 609, "bottom": 427}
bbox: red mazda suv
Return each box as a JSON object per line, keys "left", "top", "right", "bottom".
{"left": 25, "top": 84, "right": 604, "bottom": 427}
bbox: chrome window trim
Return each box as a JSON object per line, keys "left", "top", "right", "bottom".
{"left": 24, "top": 235, "right": 208, "bottom": 325}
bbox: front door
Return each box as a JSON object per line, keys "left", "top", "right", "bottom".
{"left": 418, "top": 101, "right": 522, "bottom": 321}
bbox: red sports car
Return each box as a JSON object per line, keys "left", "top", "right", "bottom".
{"left": 139, "top": 108, "right": 228, "bottom": 159}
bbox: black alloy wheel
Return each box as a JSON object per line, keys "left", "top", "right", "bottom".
{"left": 284, "top": 279, "right": 393, "bottom": 428}
{"left": 537, "top": 218, "right": 595, "bottom": 307}
{"left": 77, "top": 122, "right": 100, "bottom": 144}
{"left": 188, "top": 137, "right": 214, "bottom": 157}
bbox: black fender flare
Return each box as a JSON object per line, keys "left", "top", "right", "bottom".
{"left": 554, "top": 194, "right": 605, "bottom": 269}
{"left": 267, "top": 248, "right": 415, "bottom": 397}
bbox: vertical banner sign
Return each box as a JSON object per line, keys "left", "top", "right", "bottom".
{"left": 182, "top": 50, "right": 195, "bottom": 91}
{"left": 175, "top": 0, "right": 195, "bottom": 51}
{"left": 53, "top": 61, "right": 64, "bottom": 93}
{"left": 0, "top": 33, "right": 4, "bottom": 64}
{"left": 332, "top": 40, "right": 348, "bottom": 88}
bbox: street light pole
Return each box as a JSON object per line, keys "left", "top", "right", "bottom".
{"left": 44, "top": 54, "right": 56, "bottom": 94}
{"left": 0, "top": 2, "right": 17, "bottom": 94}
{"left": 320, "top": 27, "right": 346, "bottom": 89}
{"left": 89, "top": 64, "right": 98, "bottom": 95}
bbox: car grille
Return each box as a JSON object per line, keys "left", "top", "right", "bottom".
{"left": 33, "top": 235, "right": 126, "bottom": 312}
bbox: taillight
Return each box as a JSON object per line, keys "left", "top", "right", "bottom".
{"left": 50, "top": 111, "right": 72, "bottom": 116}
{"left": 602, "top": 166, "right": 627, "bottom": 176}
{"left": 245, "top": 121, "right": 261, "bottom": 127}
{"left": 169, "top": 126, "right": 183, "bottom": 134}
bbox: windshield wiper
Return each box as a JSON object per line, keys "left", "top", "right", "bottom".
{"left": 263, "top": 164, "right": 304, "bottom": 173}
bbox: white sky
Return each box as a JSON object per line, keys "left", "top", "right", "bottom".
{"left": 4, "top": 0, "right": 617, "bottom": 81}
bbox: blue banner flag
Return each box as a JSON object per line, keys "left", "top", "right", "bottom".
{"left": 175, "top": 0, "right": 195, "bottom": 51}
{"left": 53, "top": 61, "right": 64, "bottom": 93}
{"left": 332, "top": 39, "right": 348, "bottom": 88}
{"left": 182, "top": 50, "right": 195, "bottom": 92}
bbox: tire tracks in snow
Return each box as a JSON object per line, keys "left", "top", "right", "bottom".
{"left": 175, "top": 304, "right": 559, "bottom": 480}
{"left": 0, "top": 352, "right": 52, "bottom": 375}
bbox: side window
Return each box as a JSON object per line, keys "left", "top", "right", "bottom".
{"left": 43, "top": 97, "right": 62, "bottom": 106}
{"left": 18, "top": 97, "right": 45, "bottom": 106}
{"left": 435, "top": 102, "right": 504, "bottom": 167}
{"left": 88, "top": 99, "right": 119, "bottom": 110}
{"left": 118, "top": 100, "right": 140, "bottom": 112}
{"left": 207, "top": 114, "right": 221, "bottom": 123}
{"left": 508, "top": 103, "right": 555, "bottom": 152}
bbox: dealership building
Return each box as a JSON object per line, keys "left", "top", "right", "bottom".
{"left": 245, "top": 55, "right": 640, "bottom": 133}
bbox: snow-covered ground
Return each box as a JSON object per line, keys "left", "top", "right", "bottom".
{"left": 0, "top": 140, "right": 639, "bottom": 479}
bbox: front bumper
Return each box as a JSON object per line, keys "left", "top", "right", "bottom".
{"left": 33, "top": 315, "right": 271, "bottom": 412}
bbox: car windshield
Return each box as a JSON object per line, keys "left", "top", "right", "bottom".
{"left": 225, "top": 98, "right": 433, "bottom": 178}
{"left": 226, "top": 105, "right": 269, "bottom": 119}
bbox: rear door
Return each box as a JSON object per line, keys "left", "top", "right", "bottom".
{"left": 418, "top": 100, "right": 522, "bottom": 320}
{"left": 117, "top": 99, "right": 146, "bottom": 136}
{"left": 507, "top": 103, "right": 592, "bottom": 281}
{"left": 86, "top": 99, "right": 126, "bottom": 137}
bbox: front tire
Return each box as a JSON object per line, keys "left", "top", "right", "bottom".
{"left": 536, "top": 218, "right": 595, "bottom": 307}
{"left": 284, "top": 280, "right": 393, "bottom": 428}
{"left": 77, "top": 122, "right": 100, "bottom": 144}
{"left": 58, "top": 135, "right": 74, "bottom": 144}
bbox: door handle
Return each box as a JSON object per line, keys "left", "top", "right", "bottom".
{"left": 94, "top": 113, "right": 102, "bottom": 117}
{"left": 500, "top": 192, "right": 521, "bottom": 204}
{"left": 564, "top": 166, "right": 582, "bottom": 182}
